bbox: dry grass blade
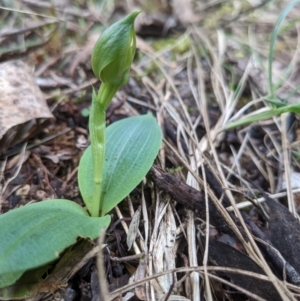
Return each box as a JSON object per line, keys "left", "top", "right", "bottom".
{"left": 97, "top": 229, "right": 110, "bottom": 301}
{"left": 107, "top": 265, "right": 293, "bottom": 301}
{"left": 281, "top": 113, "right": 296, "bottom": 215}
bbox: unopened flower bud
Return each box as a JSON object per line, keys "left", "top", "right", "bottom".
{"left": 91, "top": 11, "right": 140, "bottom": 87}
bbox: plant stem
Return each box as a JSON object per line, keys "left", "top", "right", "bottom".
{"left": 97, "top": 83, "right": 120, "bottom": 110}
{"left": 89, "top": 83, "right": 120, "bottom": 217}
{"left": 89, "top": 95, "right": 105, "bottom": 217}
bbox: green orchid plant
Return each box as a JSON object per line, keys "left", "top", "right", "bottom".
{"left": 85, "top": 11, "right": 142, "bottom": 217}
{"left": 0, "top": 11, "right": 162, "bottom": 294}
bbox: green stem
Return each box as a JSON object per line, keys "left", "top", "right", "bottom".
{"left": 89, "top": 94, "right": 105, "bottom": 217}
{"left": 89, "top": 83, "right": 120, "bottom": 217}
{"left": 97, "top": 83, "right": 120, "bottom": 110}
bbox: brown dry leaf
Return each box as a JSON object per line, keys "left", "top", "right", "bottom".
{"left": 0, "top": 60, "right": 53, "bottom": 155}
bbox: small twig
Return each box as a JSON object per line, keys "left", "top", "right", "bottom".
{"left": 1, "top": 128, "right": 71, "bottom": 159}
{"left": 0, "top": 20, "right": 58, "bottom": 37}
{"left": 150, "top": 165, "right": 246, "bottom": 239}
{"left": 110, "top": 253, "right": 144, "bottom": 262}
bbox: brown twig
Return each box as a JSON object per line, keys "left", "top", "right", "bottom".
{"left": 150, "top": 165, "right": 245, "bottom": 239}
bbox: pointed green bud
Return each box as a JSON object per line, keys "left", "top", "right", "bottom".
{"left": 91, "top": 11, "right": 140, "bottom": 87}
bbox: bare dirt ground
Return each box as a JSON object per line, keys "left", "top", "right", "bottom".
{"left": 1, "top": 0, "right": 300, "bottom": 300}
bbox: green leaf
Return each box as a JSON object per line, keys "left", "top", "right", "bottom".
{"left": 225, "top": 109, "right": 281, "bottom": 130}
{"left": 0, "top": 200, "right": 110, "bottom": 288}
{"left": 225, "top": 102, "right": 300, "bottom": 130}
{"left": 0, "top": 266, "right": 50, "bottom": 300}
{"left": 0, "top": 239, "right": 94, "bottom": 300}
{"left": 293, "top": 151, "right": 300, "bottom": 160}
{"left": 265, "top": 98, "right": 286, "bottom": 108}
{"left": 78, "top": 114, "right": 162, "bottom": 216}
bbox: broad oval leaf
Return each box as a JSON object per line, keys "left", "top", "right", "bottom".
{"left": 0, "top": 200, "right": 110, "bottom": 288}
{"left": 78, "top": 114, "right": 162, "bottom": 216}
